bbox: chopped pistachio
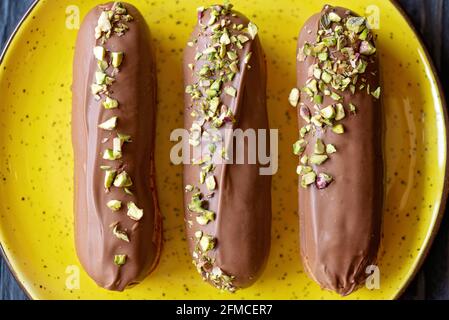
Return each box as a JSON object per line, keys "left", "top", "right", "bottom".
{"left": 309, "top": 154, "right": 329, "bottom": 165}
{"left": 346, "top": 16, "right": 366, "bottom": 33}
{"left": 93, "top": 46, "right": 105, "bottom": 61}
{"left": 95, "top": 71, "right": 107, "bottom": 85}
{"left": 104, "top": 170, "right": 117, "bottom": 189}
{"left": 114, "top": 254, "right": 126, "bottom": 266}
{"left": 316, "top": 173, "right": 333, "bottom": 189}
{"left": 320, "top": 105, "right": 335, "bottom": 119}
{"left": 371, "top": 86, "right": 381, "bottom": 99}
{"left": 112, "top": 137, "right": 122, "bottom": 159}
{"left": 300, "top": 155, "right": 308, "bottom": 165}
{"left": 199, "top": 235, "right": 215, "bottom": 252}
{"left": 98, "top": 116, "right": 117, "bottom": 130}
{"left": 224, "top": 86, "right": 237, "bottom": 97}
{"left": 288, "top": 88, "right": 300, "bottom": 107}
{"left": 328, "top": 12, "right": 341, "bottom": 22}
{"left": 227, "top": 51, "right": 238, "bottom": 60}
{"left": 220, "top": 30, "right": 231, "bottom": 45}
{"left": 293, "top": 139, "right": 307, "bottom": 155}
{"left": 335, "top": 103, "right": 346, "bottom": 121}
{"left": 113, "top": 225, "right": 129, "bottom": 242}
{"left": 244, "top": 52, "right": 252, "bottom": 64}
{"left": 297, "top": 165, "right": 312, "bottom": 175}
{"left": 111, "top": 52, "right": 124, "bottom": 68}
{"left": 114, "top": 171, "right": 133, "bottom": 188}
{"left": 300, "top": 105, "right": 311, "bottom": 123}
{"left": 107, "top": 200, "right": 122, "bottom": 211}
{"left": 326, "top": 144, "right": 337, "bottom": 154}
{"left": 127, "top": 201, "right": 143, "bottom": 221}
{"left": 360, "top": 41, "right": 376, "bottom": 55}
{"left": 247, "top": 22, "right": 258, "bottom": 39}
{"left": 313, "top": 94, "right": 323, "bottom": 104}
{"left": 237, "top": 34, "right": 249, "bottom": 44}
{"left": 330, "top": 92, "right": 342, "bottom": 101}
{"left": 205, "top": 175, "right": 216, "bottom": 191}
{"left": 301, "top": 171, "right": 317, "bottom": 188}
{"left": 314, "top": 139, "right": 325, "bottom": 155}
{"left": 196, "top": 211, "right": 215, "bottom": 225}
{"left": 91, "top": 84, "right": 104, "bottom": 95}
{"left": 103, "top": 149, "right": 118, "bottom": 160}
{"left": 103, "top": 97, "right": 119, "bottom": 109}
{"left": 185, "top": 184, "right": 194, "bottom": 192}
{"left": 117, "top": 133, "right": 132, "bottom": 143}
{"left": 349, "top": 103, "right": 357, "bottom": 113}
{"left": 332, "top": 124, "right": 345, "bottom": 134}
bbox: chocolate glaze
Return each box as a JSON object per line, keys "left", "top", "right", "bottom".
{"left": 72, "top": 2, "right": 161, "bottom": 291}
{"left": 297, "top": 6, "right": 383, "bottom": 295}
{"left": 183, "top": 7, "right": 271, "bottom": 289}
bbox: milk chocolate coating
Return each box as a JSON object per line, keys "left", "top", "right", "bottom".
{"left": 72, "top": 2, "right": 161, "bottom": 291}
{"left": 183, "top": 8, "right": 271, "bottom": 288}
{"left": 297, "top": 6, "right": 383, "bottom": 295}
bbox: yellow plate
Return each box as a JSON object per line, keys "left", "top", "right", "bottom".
{"left": 0, "top": 0, "right": 447, "bottom": 300}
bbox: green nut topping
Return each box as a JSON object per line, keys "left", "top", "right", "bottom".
{"left": 320, "top": 105, "right": 335, "bottom": 119}
{"left": 113, "top": 171, "right": 133, "bottom": 188}
{"left": 199, "top": 234, "right": 215, "bottom": 252}
{"left": 107, "top": 200, "right": 122, "bottom": 211}
{"left": 247, "top": 22, "right": 258, "bottom": 39}
{"left": 127, "top": 201, "right": 143, "bottom": 221}
{"left": 111, "top": 52, "right": 124, "bottom": 68}
{"left": 206, "top": 175, "right": 216, "bottom": 191}
{"left": 98, "top": 116, "right": 117, "bottom": 131}
{"left": 371, "top": 86, "right": 381, "bottom": 99}
{"left": 314, "top": 139, "right": 325, "bottom": 155}
{"left": 224, "top": 86, "right": 237, "bottom": 97}
{"left": 104, "top": 170, "right": 117, "bottom": 189}
{"left": 332, "top": 124, "right": 345, "bottom": 134}
{"left": 309, "top": 154, "right": 329, "bottom": 165}
{"left": 334, "top": 103, "right": 346, "bottom": 121}
{"left": 114, "top": 254, "right": 127, "bottom": 266}
{"left": 103, "top": 97, "right": 119, "bottom": 109}
{"left": 196, "top": 210, "right": 215, "bottom": 226}
{"left": 293, "top": 139, "right": 307, "bottom": 155}
{"left": 113, "top": 225, "right": 129, "bottom": 242}
{"left": 93, "top": 46, "right": 106, "bottom": 61}
{"left": 289, "top": 88, "right": 300, "bottom": 107}
{"left": 326, "top": 144, "right": 337, "bottom": 154}
{"left": 95, "top": 71, "right": 107, "bottom": 85}
{"left": 301, "top": 171, "right": 317, "bottom": 188}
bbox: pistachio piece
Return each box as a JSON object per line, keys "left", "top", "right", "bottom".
{"left": 288, "top": 88, "right": 300, "bottom": 107}
{"left": 293, "top": 139, "right": 307, "bottom": 155}
{"left": 371, "top": 87, "right": 381, "bottom": 99}
{"left": 98, "top": 116, "right": 117, "bottom": 131}
{"left": 326, "top": 144, "right": 337, "bottom": 154}
{"left": 247, "top": 22, "right": 258, "bottom": 39}
{"left": 299, "top": 105, "right": 311, "bottom": 123}
{"left": 199, "top": 235, "right": 215, "bottom": 252}
{"left": 328, "top": 12, "right": 341, "bottom": 22}
{"left": 206, "top": 175, "right": 216, "bottom": 191}
{"left": 224, "top": 86, "right": 237, "bottom": 97}
{"left": 112, "top": 137, "right": 123, "bottom": 159}
{"left": 113, "top": 225, "right": 129, "bottom": 242}
{"left": 127, "top": 201, "right": 143, "bottom": 221}
{"left": 103, "top": 149, "right": 117, "bottom": 161}
{"left": 346, "top": 16, "right": 366, "bottom": 33}
{"left": 297, "top": 165, "right": 312, "bottom": 175}
{"left": 320, "top": 105, "right": 335, "bottom": 119}
{"left": 314, "top": 139, "right": 325, "bottom": 155}
{"left": 196, "top": 211, "right": 215, "bottom": 225}
{"left": 332, "top": 124, "right": 345, "bottom": 134}
{"left": 330, "top": 92, "right": 342, "bottom": 101}
{"left": 114, "top": 254, "right": 126, "bottom": 266}
{"left": 316, "top": 173, "right": 333, "bottom": 189}
{"left": 111, "top": 52, "right": 124, "bottom": 68}
{"left": 300, "top": 155, "right": 308, "bottom": 165}
{"left": 95, "top": 71, "right": 107, "bottom": 85}
{"left": 91, "top": 84, "right": 104, "bottom": 95}
{"left": 185, "top": 184, "right": 194, "bottom": 192}
{"left": 103, "top": 97, "right": 119, "bottom": 109}
{"left": 321, "top": 71, "right": 332, "bottom": 84}
{"left": 107, "top": 200, "right": 122, "bottom": 211}
{"left": 349, "top": 103, "right": 357, "bottom": 114}
{"left": 301, "top": 171, "right": 317, "bottom": 188}
{"left": 309, "top": 154, "right": 328, "bottom": 165}
{"left": 93, "top": 46, "right": 105, "bottom": 61}
{"left": 334, "top": 103, "right": 346, "bottom": 121}
{"left": 104, "top": 170, "right": 117, "bottom": 189}
{"left": 114, "top": 171, "right": 133, "bottom": 188}
{"left": 360, "top": 41, "right": 376, "bottom": 55}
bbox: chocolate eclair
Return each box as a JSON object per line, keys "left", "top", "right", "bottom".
{"left": 292, "top": 5, "right": 383, "bottom": 295}
{"left": 183, "top": 3, "right": 271, "bottom": 291}
{"left": 72, "top": 2, "right": 161, "bottom": 291}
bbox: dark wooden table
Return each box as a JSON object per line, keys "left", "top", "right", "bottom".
{"left": 1, "top": 0, "right": 448, "bottom": 300}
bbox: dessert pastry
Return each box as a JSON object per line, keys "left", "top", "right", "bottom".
{"left": 183, "top": 3, "right": 271, "bottom": 292}
{"left": 72, "top": 2, "right": 161, "bottom": 291}
{"left": 292, "top": 5, "right": 383, "bottom": 295}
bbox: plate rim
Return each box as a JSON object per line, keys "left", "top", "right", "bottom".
{"left": 0, "top": 0, "right": 447, "bottom": 300}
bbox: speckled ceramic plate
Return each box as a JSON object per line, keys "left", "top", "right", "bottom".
{"left": 0, "top": 0, "right": 447, "bottom": 300}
